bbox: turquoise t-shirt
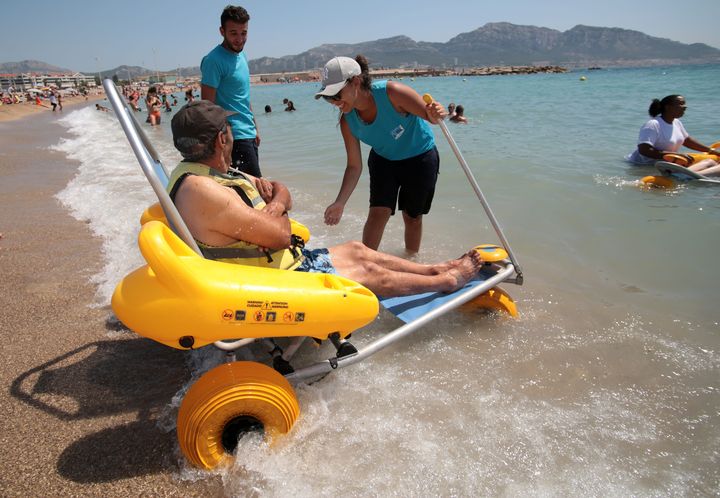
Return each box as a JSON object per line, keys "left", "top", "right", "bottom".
{"left": 200, "top": 45, "right": 256, "bottom": 140}
{"left": 344, "top": 80, "right": 434, "bottom": 161}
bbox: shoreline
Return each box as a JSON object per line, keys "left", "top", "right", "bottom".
{"left": 0, "top": 110, "right": 223, "bottom": 495}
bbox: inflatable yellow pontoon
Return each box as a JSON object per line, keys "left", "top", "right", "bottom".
{"left": 103, "top": 81, "right": 523, "bottom": 469}
{"left": 641, "top": 142, "right": 720, "bottom": 188}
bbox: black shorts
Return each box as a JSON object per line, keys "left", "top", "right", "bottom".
{"left": 368, "top": 146, "right": 439, "bottom": 218}
{"left": 231, "top": 138, "right": 261, "bottom": 177}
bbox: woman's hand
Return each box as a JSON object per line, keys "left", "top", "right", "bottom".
{"left": 425, "top": 101, "right": 447, "bottom": 124}
{"left": 324, "top": 201, "right": 345, "bottom": 225}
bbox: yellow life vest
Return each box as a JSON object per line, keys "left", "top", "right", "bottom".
{"left": 166, "top": 162, "right": 304, "bottom": 270}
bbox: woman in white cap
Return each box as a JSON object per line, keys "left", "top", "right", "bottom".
{"left": 316, "top": 55, "right": 446, "bottom": 255}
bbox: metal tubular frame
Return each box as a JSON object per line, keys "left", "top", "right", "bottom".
{"left": 435, "top": 119, "right": 524, "bottom": 283}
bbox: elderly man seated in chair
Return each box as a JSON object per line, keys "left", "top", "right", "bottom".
{"left": 168, "top": 100, "right": 485, "bottom": 297}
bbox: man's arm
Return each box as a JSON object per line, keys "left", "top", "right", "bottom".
{"left": 175, "top": 175, "right": 291, "bottom": 250}
{"left": 244, "top": 173, "right": 293, "bottom": 217}
{"left": 201, "top": 84, "right": 216, "bottom": 102}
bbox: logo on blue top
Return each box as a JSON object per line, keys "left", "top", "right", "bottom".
{"left": 391, "top": 125, "right": 405, "bottom": 140}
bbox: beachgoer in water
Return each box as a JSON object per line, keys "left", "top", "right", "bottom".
{"left": 96, "top": 103, "right": 110, "bottom": 112}
{"left": 264, "top": 105, "right": 272, "bottom": 113}
{"left": 185, "top": 88, "right": 195, "bottom": 103}
{"left": 449, "top": 104, "right": 467, "bottom": 124}
{"left": 128, "top": 90, "right": 141, "bottom": 111}
{"left": 57, "top": 92, "right": 63, "bottom": 111}
{"left": 49, "top": 92, "right": 58, "bottom": 111}
{"left": 284, "top": 100, "right": 296, "bottom": 111}
{"left": 167, "top": 100, "right": 485, "bottom": 296}
{"left": 447, "top": 103, "right": 456, "bottom": 119}
{"left": 201, "top": 5, "right": 261, "bottom": 176}
{"left": 627, "top": 95, "right": 720, "bottom": 175}
{"left": 316, "top": 55, "right": 446, "bottom": 254}
{"left": 145, "top": 87, "right": 162, "bottom": 125}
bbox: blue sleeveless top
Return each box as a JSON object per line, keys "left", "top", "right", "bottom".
{"left": 344, "top": 81, "right": 435, "bottom": 161}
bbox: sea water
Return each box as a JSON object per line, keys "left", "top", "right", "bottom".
{"left": 54, "top": 64, "right": 719, "bottom": 496}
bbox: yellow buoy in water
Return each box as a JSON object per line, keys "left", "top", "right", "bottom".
{"left": 579, "top": 76, "right": 587, "bottom": 81}
{"left": 641, "top": 175, "right": 675, "bottom": 189}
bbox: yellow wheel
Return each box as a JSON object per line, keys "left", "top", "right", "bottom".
{"left": 463, "top": 286, "right": 517, "bottom": 317}
{"left": 177, "top": 361, "right": 300, "bottom": 469}
{"left": 641, "top": 175, "right": 675, "bottom": 189}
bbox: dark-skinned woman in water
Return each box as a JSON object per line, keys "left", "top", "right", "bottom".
{"left": 627, "top": 94, "right": 720, "bottom": 176}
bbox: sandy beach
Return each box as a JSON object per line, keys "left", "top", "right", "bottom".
{"left": 0, "top": 110, "right": 223, "bottom": 495}
{"left": 0, "top": 93, "right": 109, "bottom": 123}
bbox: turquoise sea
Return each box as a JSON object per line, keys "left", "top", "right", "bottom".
{"left": 54, "top": 64, "right": 719, "bottom": 495}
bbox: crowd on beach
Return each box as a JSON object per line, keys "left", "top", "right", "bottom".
{"left": 0, "top": 86, "right": 86, "bottom": 110}
{"left": 0, "top": 84, "right": 107, "bottom": 121}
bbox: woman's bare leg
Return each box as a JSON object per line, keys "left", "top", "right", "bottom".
{"left": 402, "top": 212, "right": 422, "bottom": 254}
{"left": 362, "top": 207, "right": 391, "bottom": 250}
{"left": 688, "top": 158, "right": 717, "bottom": 173}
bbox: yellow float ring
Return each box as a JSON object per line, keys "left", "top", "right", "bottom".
{"left": 641, "top": 175, "right": 675, "bottom": 189}
{"left": 689, "top": 152, "right": 717, "bottom": 162}
{"left": 473, "top": 244, "right": 508, "bottom": 262}
{"left": 177, "top": 361, "right": 300, "bottom": 469}
{"left": 462, "top": 286, "right": 517, "bottom": 317}
{"left": 662, "top": 153, "right": 690, "bottom": 166}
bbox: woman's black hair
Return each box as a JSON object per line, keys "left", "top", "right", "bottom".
{"left": 648, "top": 95, "right": 681, "bottom": 117}
{"left": 354, "top": 55, "right": 372, "bottom": 91}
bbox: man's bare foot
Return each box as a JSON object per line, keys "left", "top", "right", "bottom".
{"left": 446, "top": 250, "right": 484, "bottom": 291}
{"left": 432, "top": 250, "right": 480, "bottom": 274}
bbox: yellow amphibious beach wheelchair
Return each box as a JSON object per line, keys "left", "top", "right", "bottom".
{"left": 641, "top": 146, "right": 720, "bottom": 188}
{"left": 103, "top": 81, "right": 523, "bottom": 469}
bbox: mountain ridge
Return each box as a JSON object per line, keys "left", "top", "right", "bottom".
{"left": 3, "top": 23, "right": 718, "bottom": 78}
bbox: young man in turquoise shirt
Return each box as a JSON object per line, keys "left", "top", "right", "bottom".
{"left": 201, "top": 5, "right": 261, "bottom": 177}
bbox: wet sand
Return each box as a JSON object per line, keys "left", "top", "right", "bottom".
{"left": 0, "top": 110, "right": 223, "bottom": 495}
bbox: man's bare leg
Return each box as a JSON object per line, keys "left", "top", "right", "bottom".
{"left": 329, "top": 241, "right": 467, "bottom": 276}
{"left": 329, "top": 244, "right": 484, "bottom": 297}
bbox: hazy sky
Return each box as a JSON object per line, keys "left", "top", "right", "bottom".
{"left": 2, "top": 0, "right": 719, "bottom": 72}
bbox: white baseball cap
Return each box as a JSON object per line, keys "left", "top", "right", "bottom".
{"left": 314, "top": 57, "right": 361, "bottom": 99}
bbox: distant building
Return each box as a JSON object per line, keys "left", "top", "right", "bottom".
{"left": 0, "top": 72, "right": 96, "bottom": 91}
